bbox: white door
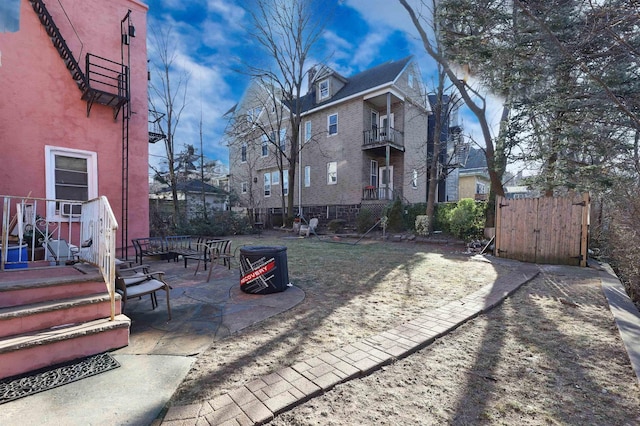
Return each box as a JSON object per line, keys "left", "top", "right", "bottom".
{"left": 380, "top": 113, "right": 395, "bottom": 138}
{"left": 379, "top": 165, "right": 393, "bottom": 200}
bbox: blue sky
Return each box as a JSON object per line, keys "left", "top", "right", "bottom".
{"left": 144, "top": 0, "right": 504, "bottom": 172}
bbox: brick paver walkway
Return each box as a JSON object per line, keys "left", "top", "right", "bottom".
{"left": 161, "top": 263, "right": 541, "bottom": 426}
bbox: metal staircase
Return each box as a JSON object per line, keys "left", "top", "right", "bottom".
{"left": 29, "top": 0, "right": 129, "bottom": 119}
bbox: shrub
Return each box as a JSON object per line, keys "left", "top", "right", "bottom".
{"left": 356, "top": 208, "right": 376, "bottom": 233}
{"left": 415, "top": 215, "right": 429, "bottom": 236}
{"left": 173, "top": 211, "right": 252, "bottom": 236}
{"left": 434, "top": 202, "right": 456, "bottom": 233}
{"left": 385, "top": 197, "right": 405, "bottom": 232}
{"left": 405, "top": 203, "right": 427, "bottom": 231}
{"left": 327, "top": 218, "right": 346, "bottom": 233}
{"left": 448, "top": 199, "right": 484, "bottom": 240}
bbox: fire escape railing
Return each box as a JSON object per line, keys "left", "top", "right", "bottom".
{"left": 29, "top": 0, "right": 128, "bottom": 118}
{"left": 29, "top": 0, "right": 88, "bottom": 93}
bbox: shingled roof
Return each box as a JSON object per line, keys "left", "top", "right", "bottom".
{"left": 295, "top": 55, "right": 413, "bottom": 113}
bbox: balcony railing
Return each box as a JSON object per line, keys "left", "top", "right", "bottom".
{"left": 1, "top": 195, "right": 119, "bottom": 320}
{"left": 362, "top": 185, "right": 395, "bottom": 201}
{"left": 362, "top": 128, "right": 404, "bottom": 150}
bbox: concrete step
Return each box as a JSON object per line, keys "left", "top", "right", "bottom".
{"left": 0, "top": 269, "right": 106, "bottom": 308}
{"left": 0, "top": 293, "right": 122, "bottom": 338}
{"left": 0, "top": 314, "right": 131, "bottom": 380}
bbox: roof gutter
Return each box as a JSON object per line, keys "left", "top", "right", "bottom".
{"left": 301, "top": 82, "right": 401, "bottom": 117}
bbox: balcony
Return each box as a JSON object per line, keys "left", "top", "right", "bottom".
{"left": 362, "top": 128, "right": 404, "bottom": 152}
{"left": 362, "top": 185, "right": 396, "bottom": 201}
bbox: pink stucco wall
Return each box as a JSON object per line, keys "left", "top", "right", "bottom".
{"left": 0, "top": 0, "right": 149, "bottom": 252}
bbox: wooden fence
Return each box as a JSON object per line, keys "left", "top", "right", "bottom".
{"left": 494, "top": 192, "right": 589, "bottom": 266}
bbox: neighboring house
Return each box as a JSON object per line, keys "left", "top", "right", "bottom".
{"left": 0, "top": 0, "right": 149, "bottom": 254}
{"left": 457, "top": 147, "right": 490, "bottom": 200}
{"left": 427, "top": 94, "right": 466, "bottom": 203}
{"left": 228, "top": 56, "right": 433, "bottom": 224}
{"left": 150, "top": 179, "right": 230, "bottom": 219}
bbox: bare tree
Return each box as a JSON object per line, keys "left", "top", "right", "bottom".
{"left": 399, "top": 0, "right": 509, "bottom": 227}
{"left": 243, "top": 0, "right": 325, "bottom": 222}
{"left": 148, "top": 26, "right": 190, "bottom": 228}
{"left": 424, "top": 64, "right": 465, "bottom": 233}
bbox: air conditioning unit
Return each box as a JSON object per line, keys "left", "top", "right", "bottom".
{"left": 60, "top": 202, "right": 82, "bottom": 217}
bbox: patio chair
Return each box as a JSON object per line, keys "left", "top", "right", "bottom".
{"left": 116, "top": 262, "right": 152, "bottom": 286}
{"left": 193, "top": 239, "right": 232, "bottom": 282}
{"left": 42, "top": 239, "right": 79, "bottom": 264}
{"left": 115, "top": 268, "right": 172, "bottom": 320}
{"left": 299, "top": 218, "right": 318, "bottom": 237}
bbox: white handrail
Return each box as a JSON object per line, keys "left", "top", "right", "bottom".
{"left": 80, "top": 196, "right": 119, "bottom": 320}
{"left": 1, "top": 195, "right": 119, "bottom": 320}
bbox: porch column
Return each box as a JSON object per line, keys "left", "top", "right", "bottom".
{"left": 385, "top": 93, "right": 391, "bottom": 200}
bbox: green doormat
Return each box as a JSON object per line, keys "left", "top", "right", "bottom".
{"left": 0, "top": 353, "right": 120, "bottom": 404}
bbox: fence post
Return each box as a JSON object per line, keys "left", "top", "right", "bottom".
{"left": 580, "top": 192, "right": 590, "bottom": 267}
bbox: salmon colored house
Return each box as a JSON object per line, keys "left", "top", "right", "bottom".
{"left": 0, "top": 0, "right": 149, "bottom": 253}
{"left": 0, "top": 0, "right": 150, "bottom": 380}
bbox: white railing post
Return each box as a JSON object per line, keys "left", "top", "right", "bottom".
{"left": 1, "top": 195, "right": 118, "bottom": 319}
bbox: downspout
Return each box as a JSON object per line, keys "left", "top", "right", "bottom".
{"left": 298, "top": 121, "right": 302, "bottom": 215}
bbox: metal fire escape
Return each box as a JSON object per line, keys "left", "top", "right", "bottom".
{"left": 30, "top": 0, "right": 133, "bottom": 258}
{"left": 30, "top": 0, "right": 129, "bottom": 119}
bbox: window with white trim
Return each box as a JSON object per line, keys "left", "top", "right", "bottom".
{"left": 304, "top": 166, "right": 311, "bottom": 187}
{"left": 370, "top": 160, "right": 378, "bottom": 187}
{"left": 264, "top": 173, "right": 271, "bottom": 196}
{"left": 241, "top": 143, "right": 247, "bottom": 162}
{"left": 328, "top": 113, "right": 338, "bottom": 135}
{"left": 305, "top": 121, "right": 312, "bottom": 142}
{"left": 250, "top": 107, "right": 262, "bottom": 122}
{"left": 319, "top": 79, "right": 329, "bottom": 100}
{"left": 241, "top": 182, "right": 248, "bottom": 193}
{"left": 271, "top": 170, "right": 280, "bottom": 185}
{"left": 327, "top": 161, "right": 337, "bottom": 185}
{"left": 283, "top": 170, "right": 289, "bottom": 196}
{"left": 279, "top": 128, "right": 286, "bottom": 151}
{"left": 261, "top": 135, "right": 268, "bottom": 157}
{"left": 45, "top": 146, "right": 97, "bottom": 219}
{"left": 411, "top": 169, "right": 418, "bottom": 189}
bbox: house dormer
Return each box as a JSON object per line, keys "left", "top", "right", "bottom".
{"left": 309, "top": 65, "right": 347, "bottom": 104}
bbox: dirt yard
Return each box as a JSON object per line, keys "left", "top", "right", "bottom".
{"left": 170, "top": 233, "right": 640, "bottom": 425}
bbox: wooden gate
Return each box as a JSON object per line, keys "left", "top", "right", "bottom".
{"left": 494, "top": 192, "right": 589, "bottom": 266}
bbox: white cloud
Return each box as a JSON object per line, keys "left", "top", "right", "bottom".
{"left": 206, "top": 0, "right": 246, "bottom": 28}
{"left": 349, "top": 31, "right": 387, "bottom": 69}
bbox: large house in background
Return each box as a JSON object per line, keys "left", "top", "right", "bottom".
{"left": 0, "top": 0, "right": 149, "bottom": 255}
{"left": 229, "top": 56, "right": 438, "bottom": 225}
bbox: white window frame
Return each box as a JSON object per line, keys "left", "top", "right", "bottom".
{"left": 241, "top": 143, "right": 247, "bottom": 163}
{"left": 327, "top": 161, "right": 337, "bottom": 185}
{"left": 261, "top": 135, "right": 268, "bottom": 157}
{"left": 283, "top": 170, "right": 289, "bottom": 196}
{"left": 370, "top": 160, "right": 378, "bottom": 187}
{"left": 272, "top": 170, "right": 280, "bottom": 185}
{"left": 45, "top": 145, "right": 97, "bottom": 221}
{"left": 408, "top": 73, "right": 414, "bottom": 88}
{"left": 305, "top": 121, "right": 312, "bottom": 142}
{"left": 304, "top": 165, "right": 311, "bottom": 187}
{"left": 411, "top": 169, "right": 418, "bottom": 189}
{"left": 264, "top": 173, "right": 271, "bottom": 197}
{"left": 319, "top": 79, "right": 329, "bottom": 100}
{"left": 279, "top": 128, "right": 287, "bottom": 151}
{"left": 241, "top": 182, "right": 248, "bottom": 194}
{"left": 250, "top": 106, "right": 262, "bottom": 122}
{"left": 328, "top": 113, "right": 338, "bottom": 136}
